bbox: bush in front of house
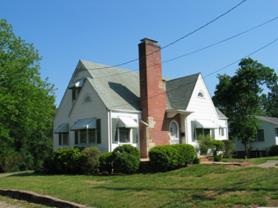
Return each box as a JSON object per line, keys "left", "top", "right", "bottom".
{"left": 223, "top": 140, "right": 235, "bottom": 158}
{"left": 80, "top": 147, "right": 101, "bottom": 174}
{"left": 99, "top": 152, "right": 113, "bottom": 174}
{"left": 112, "top": 145, "right": 140, "bottom": 174}
{"left": 149, "top": 144, "right": 196, "bottom": 171}
{"left": 43, "top": 147, "right": 82, "bottom": 174}
{"left": 268, "top": 145, "right": 278, "bottom": 156}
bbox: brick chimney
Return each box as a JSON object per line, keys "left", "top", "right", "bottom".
{"left": 138, "top": 38, "right": 169, "bottom": 158}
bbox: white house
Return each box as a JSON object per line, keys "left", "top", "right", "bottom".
{"left": 235, "top": 116, "right": 278, "bottom": 153}
{"left": 53, "top": 38, "right": 228, "bottom": 158}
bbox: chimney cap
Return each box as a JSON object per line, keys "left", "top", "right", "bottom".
{"left": 140, "top": 38, "right": 159, "bottom": 46}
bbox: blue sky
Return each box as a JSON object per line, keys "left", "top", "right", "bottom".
{"left": 1, "top": 0, "right": 278, "bottom": 105}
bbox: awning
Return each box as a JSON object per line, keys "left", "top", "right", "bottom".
{"left": 54, "top": 123, "right": 69, "bottom": 133}
{"left": 117, "top": 117, "right": 138, "bottom": 128}
{"left": 68, "top": 79, "right": 85, "bottom": 89}
{"left": 71, "top": 118, "right": 96, "bottom": 130}
{"left": 194, "top": 120, "right": 219, "bottom": 129}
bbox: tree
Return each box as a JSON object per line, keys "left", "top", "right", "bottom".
{"left": 0, "top": 19, "right": 55, "bottom": 171}
{"left": 213, "top": 58, "right": 277, "bottom": 158}
{"left": 261, "top": 84, "right": 278, "bottom": 117}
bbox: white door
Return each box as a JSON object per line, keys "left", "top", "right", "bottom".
{"left": 169, "top": 120, "right": 179, "bottom": 144}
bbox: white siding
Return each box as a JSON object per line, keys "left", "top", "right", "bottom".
{"left": 235, "top": 120, "right": 278, "bottom": 151}
{"left": 184, "top": 75, "right": 228, "bottom": 147}
{"left": 54, "top": 79, "right": 109, "bottom": 151}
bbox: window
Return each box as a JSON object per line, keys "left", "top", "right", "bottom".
{"left": 79, "top": 129, "right": 87, "bottom": 144}
{"left": 74, "top": 129, "right": 98, "bottom": 145}
{"left": 118, "top": 128, "right": 130, "bottom": 143}
{"left": 256, "top": 129, "right": 264, "bottom": 142}
{"left": 169, "top": 120, "right": 179, "bottom": 144}
{"left": 132, "top": 128, "right": 138, "bottom": 143}
{"left": 72, "top": 87, "right": 81, "bottom": 101}
{"left": 198, "top": 91, "right": 204, "bottom": 98}
{"left": 194, "top": 128, "right": 211, "bottom": 140}
{"left": 275, "top": 128, "right": 278, "bottom": 137}
{"left": 219, "top": 128, "right": 224, "bottom": 136}
{"left": 88, "top": 129, "right": 96, "bottom": 144}
{"left": 58, "top": 133, "right": 69, "bottom": 146}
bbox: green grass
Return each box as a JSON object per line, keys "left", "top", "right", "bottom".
{"left": 0, "top": 195, "right": 50, "bottom": 208}
{"left": 222, "top": 156, "right": 278, "bottom": 164}
{"left": 0, "top": 164, "right": 277, "bottom": 208}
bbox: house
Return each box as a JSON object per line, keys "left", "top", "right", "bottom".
{"left": 53, "top": 38, "right": 229, "bottom": 158}
{"left": 235, "top": 116, "right": 278, "bottom": 154}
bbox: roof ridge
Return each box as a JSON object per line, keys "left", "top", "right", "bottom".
{"left": 166, "top": 72, "right": 200, "bottom": 83}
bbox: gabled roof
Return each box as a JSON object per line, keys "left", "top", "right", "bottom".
{"left": 81, "top": 60, "right": 140, "bottom": 111}
{"left": 165, "top": 73, "right": 200, "bottom": 110}
{"left": 256, "top": 116, "right": 278, "bottom": 126}
{"left": 216, "top": 108, "right": 228, "bottom": 119}
{"left": 78, "top": 60, "right": 204, "bottom": 112}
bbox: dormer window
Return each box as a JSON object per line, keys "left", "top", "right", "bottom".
{"left": 198, "top": 91, "right": 204, "bottom": 98}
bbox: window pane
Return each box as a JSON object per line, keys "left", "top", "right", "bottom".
{"left": 88, "top": 129, "right": 96, "bottom": 144}
{"left": 204, "top": 129, "right": 210, "bottom": 136}
{"left": 132, "top": 128, "right": 138, "bottom": 143}
{"left": 74, "top": 131, "right": 78, "bottom": 145}
{"left": 119, "top": 128, "right": 130, "bottom": 143}
{"left": 196, "top": 128, "right": 203, "bottom": 139}
{"left": 59, "top": 134, "right": 62, "bottom": 145}
{"left": 63, "top": 134, "right": 69, "bottom": 145}
{"left": 80, "top": 129, "right": 87, "bottom": 144}
{"left": 276, "top": 128, "right": 278, "bottom": 137}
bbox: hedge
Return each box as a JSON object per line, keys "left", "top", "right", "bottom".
{"left": 149, "top": 144, "right": 196, "bottom": 171}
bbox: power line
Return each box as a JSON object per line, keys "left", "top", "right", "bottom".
{"left": 91, "top": 0, "right": 247, "bottom": 70}
{"left": 92, "top": 15, "right": 278, "bottom": 79}
{"left": 108, "top": 36, "right": 278, "bottom": 109}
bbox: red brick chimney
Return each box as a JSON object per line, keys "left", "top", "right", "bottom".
{"left": 138, "top": 38, "right": 169, "bottom": 158}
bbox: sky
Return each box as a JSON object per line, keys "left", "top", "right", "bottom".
{"left": 1, "top": 0, "right": 278, "bottom": 105}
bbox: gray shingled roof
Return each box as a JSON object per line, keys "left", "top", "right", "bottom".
{"left": 81, "top": 60, "right": 140, "bottom": 111}
{"left": 80, "top": 60, "right": 201, "bottom": 112}
{"left": 256, "top": 116, "right": 278, "bottom": 126}
{"left": 166, "top": 73, "right": 200, "bottom": 110}
{"left": 216, "top": 108, "right": 228, "bottom": 119}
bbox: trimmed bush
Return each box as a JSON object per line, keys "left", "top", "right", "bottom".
{"left": 149, "top": 144, "right": 196, "bottom": 171}
{"left": 43, "top": 147, "right": 82, "bottom": 174}
{"left": 80, "top": 147, "right": 101, "bottom": 174}
{"left": 113, "top": 145, "right": 140, "bottom": 159}
{"left": 269, "top": 145, "right": 278, "bottom": 156}
{"left": 112, "top": 145, "right": 140, "bottom": 174}
{"left": 99, "top": 152, "right": 113, "bottom": 174}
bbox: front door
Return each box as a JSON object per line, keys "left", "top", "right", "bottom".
{"left": 169, "top": 120, "right": 179, "bottom": 144}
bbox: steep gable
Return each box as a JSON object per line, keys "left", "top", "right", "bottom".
{"left": 165, "top": 73, "right": 199, "bottom": 110}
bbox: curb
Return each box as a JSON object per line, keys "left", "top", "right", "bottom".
{"left": 0, "top": 189, "right": 87, "bottom": 208}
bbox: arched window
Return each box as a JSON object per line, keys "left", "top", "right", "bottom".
{"left": 169, "top": 120, "right": 179, "bottom": 144}
{"left": 198, "top": 91, "right": 204, "bottom": 98}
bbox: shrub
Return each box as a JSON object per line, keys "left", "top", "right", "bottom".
{"left": 149, "top": 144, "right": 196, "bottom": 171}
{"left": 193, "top": 157, "right": 200, "bottom": 164}
{"left": 43, "top": 147, "right": 81, "bottom": 174}
{"left": 211, "top": 140, "right": 224, "bottom": 161}
{"left": 197, "top": 135, "right": 214, "bottom": 155}
{"left": 268, "top": 145, "right": 278, "bottom": 156}
{"left": 112, "top": 152, "right": 140, "bottom": 174}
{"left": 113, "top": 145, "right": 140, "bottom": 159}
{"left": 80, "top": 147, "right": 101, "bottom": 174}
{"left": 112, "top": 145, "right": 140, "bottom": 174}
{"left": 99, "top": 152, "right": 113, "bottom": 174}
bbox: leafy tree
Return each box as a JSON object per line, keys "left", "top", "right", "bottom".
{"left": 213, "top": 58, "right": 277, "bottom": 158}
{"left": 261, "top": 84, "right": 278, "bottom": 117}
{"left": 0, "top": 19, "right": 55, "bottom": 171}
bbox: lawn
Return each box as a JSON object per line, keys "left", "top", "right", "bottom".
{"left": 222, "top": 156, "right": 278, "bottom": 164}
{"left": 0, "top": 164, "right": 277, "bottom": 208}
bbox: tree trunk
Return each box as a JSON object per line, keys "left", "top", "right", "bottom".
{"left": 244, "top": 141, "right": 248, "bottom": 159}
